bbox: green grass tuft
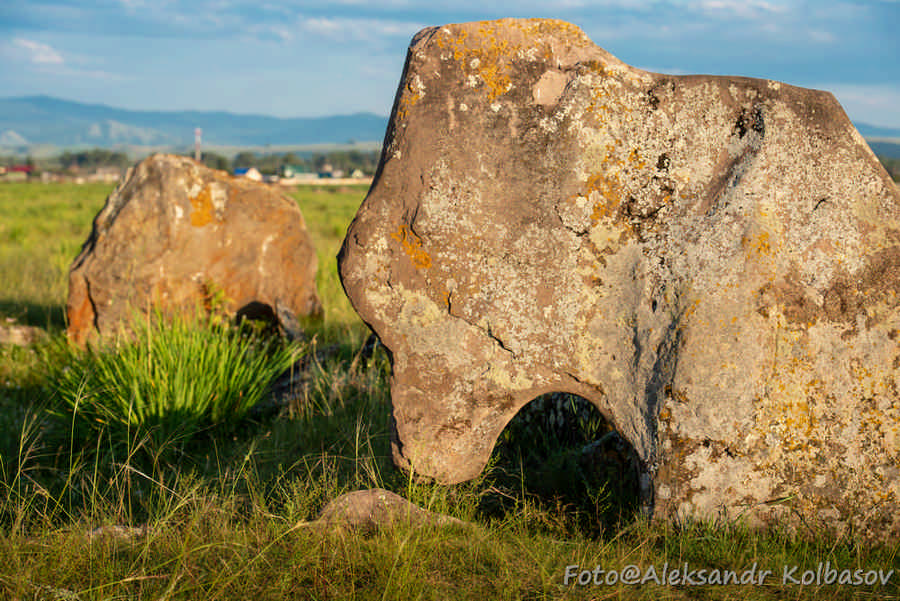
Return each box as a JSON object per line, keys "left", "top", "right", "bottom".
{"left": 45, "top": 313, "right": 305, "bottom": 458}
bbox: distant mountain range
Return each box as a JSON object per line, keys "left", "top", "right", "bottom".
{"left": 0, "top": 95, "right": 898, "bottom": 157}
{"left": 856, "top": 123, "right": 900, "bottom": 139}
{"left": 0, "top": 95, "right": 389, "bottom": 149}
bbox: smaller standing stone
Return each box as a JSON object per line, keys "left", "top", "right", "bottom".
{"left": 67, "top": 154, "right": 321, "bottom": 345}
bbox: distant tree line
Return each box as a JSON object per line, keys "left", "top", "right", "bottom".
{"left": 58, "top": 149, "right": 132, "bottom": 170}
{"left": 878, "top": 156, "right": 900, "bottom": 182}
{"left": 0, "top": 154, "right": 34, "bottom": 169}
{"left": 1, "top": 148, "right": 382, "bottom": 177}
{"left": 1, "top": 149, "right": 130, "bottom": 173}
{"left": 220, "top": 149, "right": 380, "bottom": 175}
{"left": 3, "top": 148, "right": 897, "bottom": 183}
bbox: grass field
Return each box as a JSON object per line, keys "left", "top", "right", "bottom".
{"left": 0, "top": 182, "right": 898, "bottom": 600}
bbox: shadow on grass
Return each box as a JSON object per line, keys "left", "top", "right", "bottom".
{"left": 0, "top": 331, "right": 395, "bottom": 530}
{"left": 1, "top": 330, "right": 640, "bottom": 541}
{"left": 479, "top": 392, "right": 642, "bottom": 537}
{"left": 0, "top": 300, "right": 66, "bottom": 331}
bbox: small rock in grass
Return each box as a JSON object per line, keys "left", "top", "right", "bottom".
{"left": 307, "top": 488, "right": 467, "bottom": 534}
{"left": 0, "top": 323, "right": 47, "bottom": 346}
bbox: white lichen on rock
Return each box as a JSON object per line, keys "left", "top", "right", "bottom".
{"left": 339, "top": 18, "right": 900, "bottom": 541}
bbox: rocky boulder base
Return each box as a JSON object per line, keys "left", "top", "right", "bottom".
{"left": 67, "top": 154, "right": 322, "bottom": 345}
{"left": 339, "top": 19, "right": 900, "bottom": 540}
{"left": 307, "top": 488, "right": 466, "bottom": 533}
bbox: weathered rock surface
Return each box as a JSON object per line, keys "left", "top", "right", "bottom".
{"left": 308, "top": 488, "right": 466, "bottom": 533}
{"left": 339, "top": 19, "right": 900, "bottom": 539}
{"left": 67, "top": 154, "right": 321, "bottom": 345}
{"left": 86, "top": 524, "right": 148, "bottom": 542}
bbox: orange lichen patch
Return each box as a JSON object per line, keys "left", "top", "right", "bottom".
{"left": 627, "top": 147, "right": 646, "bottom": 170}
{"left": 779, "top": 395, "right": 816, "bottom": 442}
{"left": 456, "top": 29, "right": 513, "bottom": 101}
{"left": 433, "top": 19, "right": 590, "bottom": 102}
{"left": 392, "top": 224, "right": 432, "bottom": 269}
{"left": 755, "top": 355, "right": 822, "bottom": 450}
{"left": 579, "top": 60, "right": 607, "bottom": 75}
{"left": 752, "top": 323, "right": 899, "bottom": 459}
{"left": 743, "top": 230, "right": 772, "bottom": 256}
{"left": 189, "top": 185, "right": 214, "bottom": 227}
{"left": 586, "top": 141, "right": 630, "bottom": 173}
{"left": 681, "top": 298, "right": 702, "bottom": 321}
{"left": 564, "top": 139, "right": 660, "bottom": 235}
{"left": 397, "top": 78, "right": 424, "bottom": 122}
{"left": 513, "top": 18, "right": 590, "bottom": 42}
{"left": 849, "top": 359, "right": 894, "bottom": 399}
{"left": 584, "top": 93, "right": 611, "bottom": 124}
{"left": 585, "top": 172, "right": 624, "bottom": 223}
{"left": 584, "top": 72, "right": 633, "bottom": 126}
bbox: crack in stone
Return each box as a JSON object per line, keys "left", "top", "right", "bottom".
{"left": 485, "top": 322, "right": 514, "bottom": 355}
{"left": 446, "top": 297, "right": 516, "bottom": 357}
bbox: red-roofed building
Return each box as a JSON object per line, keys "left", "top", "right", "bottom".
{"left": 0, "top": 165, "right": 34, "bottom": 181}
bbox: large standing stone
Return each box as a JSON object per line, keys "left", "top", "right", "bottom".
{"left": 67, "top": 154, "right": 321, "bottom": 345}
{"left": 339, "top": 19, "right": 900, "bottom": 539}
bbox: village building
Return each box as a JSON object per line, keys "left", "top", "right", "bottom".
{"left": 233, "top": 167, "right": 263, "bottom": 181}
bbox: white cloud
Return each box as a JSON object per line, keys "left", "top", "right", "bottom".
{"left": 635, "top": 65, "right": 691, "bottom": 75}
{"left": 3, "top": 38, "right": 125, "bottom": 81}
{"left": 267, "top": 26, "right": 295, "bottom": 43}
{"left": 696, "top": 0, "right": 786, "bottom": 11}
{"left": 302, "top": 17, "right": 343, "bottom": 36}
{"left": 692, "top": 0, "right": 789, "bottom": 18}
{"left": 238, "top": 13, "right": 426, "bottom": 45}
{"left": 807, "top": 29, "right": 835, "bottom": 43}
{"left": 314, "top": 0, "right": 414, "bottom": 5}
{"left": 14, "top": 38, "right": 65, "bottom": 65}
{"left": 298, "top": 16, "right": 425, "bottom": 42}
{"left": 69, "top": 68, "right": 127, "bottom": 81}
{"left": 115, "top": 0, "right": 178, "bottom": 10}
{"left": 821, "top": 84, "right": 900, "bottom": 129}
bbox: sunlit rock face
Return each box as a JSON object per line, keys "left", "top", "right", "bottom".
{"left": 67, "top": 154, "right": 321, "bottom": 345}
{"left": 339, "top": 18, "right": 900, "bottom": 540}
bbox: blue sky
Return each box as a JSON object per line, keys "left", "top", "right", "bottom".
{"left": 1, "top": 0, "right": 898, "bottom": 128}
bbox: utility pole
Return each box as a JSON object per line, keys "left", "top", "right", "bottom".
{"left": 194, "top": 128, "right": 202, "bottom": 162}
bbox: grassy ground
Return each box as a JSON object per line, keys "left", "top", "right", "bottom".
{"left": 0, "top": 182, "right": 108, "bottom": 330}
{"left": 0, "top": 182, "right": 898, "bottom": 600}
{"left": 289, "top": 184, "right": 372, "bottom": 346}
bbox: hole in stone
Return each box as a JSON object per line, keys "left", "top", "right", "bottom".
{"left": 479, "top": 392, "right": 642, "bottom": 536}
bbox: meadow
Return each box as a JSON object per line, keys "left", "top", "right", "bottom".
{"left": 0, "top": 181, "right": 898, "bottom": 600}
